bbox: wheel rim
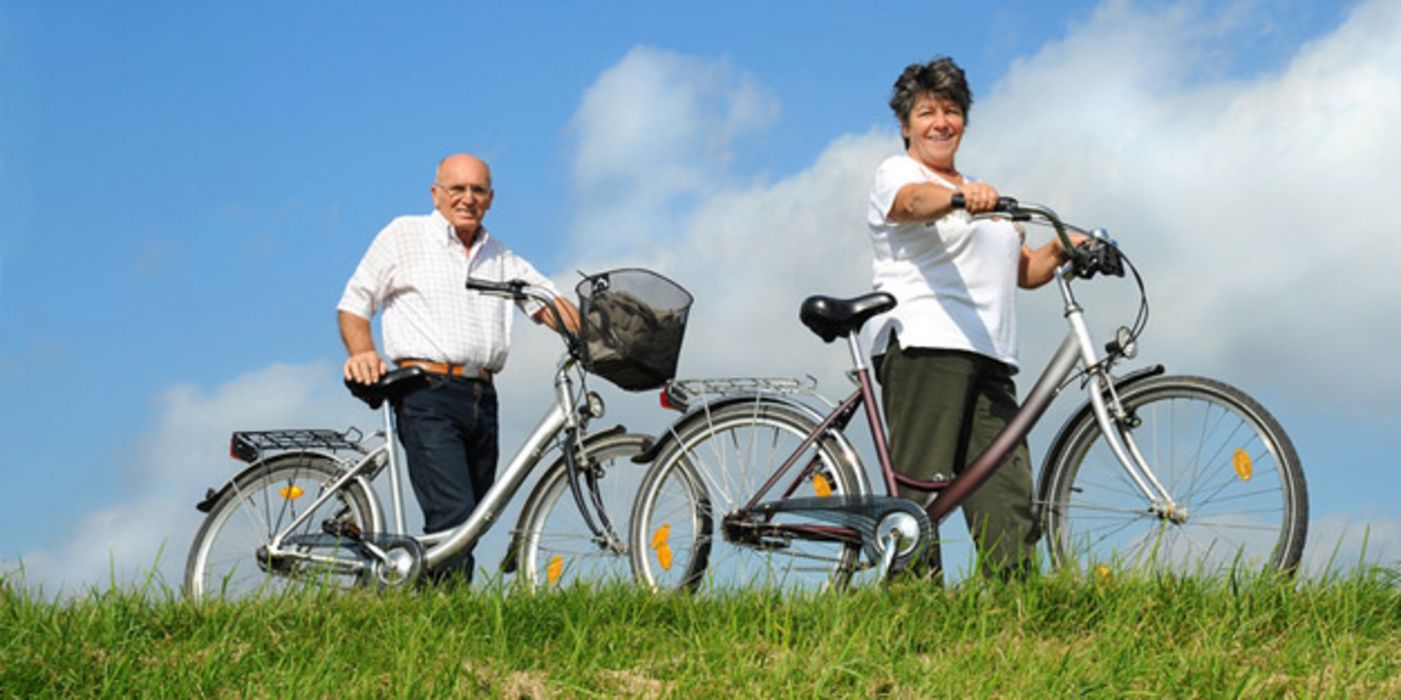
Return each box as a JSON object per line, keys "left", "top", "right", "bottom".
{"left": 188, "top": 460, "right": 372, "bottom": 599}
{"left": 634, "top": 409, "right": 860, "bottom": 593}
{"left": 1046, "top": 383, "right": 1300, "bottom": 576}
{"left": 518, "top": 438, "right": 648, "bottom": 589}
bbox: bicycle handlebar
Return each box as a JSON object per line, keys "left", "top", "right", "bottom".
{"left": 465, "top": 277, "right": 581, "bottom": 355}
{"left": 948, "top": 194, "right": 1124, "bottom": 280}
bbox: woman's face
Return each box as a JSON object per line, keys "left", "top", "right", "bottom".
{"left": 903, "top": 93, "right": 965, "bottom": 171}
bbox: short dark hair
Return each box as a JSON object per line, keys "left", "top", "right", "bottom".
{"left": 889, "top": 57, "right": 972, "bottom": 148}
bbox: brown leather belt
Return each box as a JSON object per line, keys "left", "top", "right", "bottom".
{"left": 397, "top": 359, "right": 493, "bottom": 381}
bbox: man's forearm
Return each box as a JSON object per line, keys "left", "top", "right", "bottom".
{"left": 338, "top": 310, "right": 377, "bottom": 355}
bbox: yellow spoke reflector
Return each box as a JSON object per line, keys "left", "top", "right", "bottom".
{"left": 650, "top": 523, "right": 671, "bottom": 551}
{"left": 1094, "top": 564, "right": 1111, "bottom": 583}
{"left": 656, "top": 544, "right": 673, "bottom": 571}
{"left": 812, "top": 473, "right": 832, "bottom": 498}
{"left": 546, "top": 556, "right": 563, "bottom": 584}
{"left": 279, "top": 485, "right": 304, "bottom": 500}
{"left": 1232, "top": 448, "right": 1253, "bottom": 481}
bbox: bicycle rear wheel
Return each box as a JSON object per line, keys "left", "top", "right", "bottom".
{"left": 513, "top": 432, "right": 650, "bottom": 589}
{"left": 1040, "top": 375, "right": 1307, "bottom": 576}
{"left": 629, "top": 400, "right": 864, "bottom": 593}
{"left": 184, "top": 453, "right": 378, "bottom": 600}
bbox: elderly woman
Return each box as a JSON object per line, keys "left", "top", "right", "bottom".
{"left": 867, "top": 57, "right": 1072, "bottom": 578}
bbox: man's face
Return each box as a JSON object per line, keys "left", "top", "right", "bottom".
{"left": 432, "top": 157, "right": 494, "bottom": 235}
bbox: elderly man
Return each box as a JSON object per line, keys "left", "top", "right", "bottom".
{"left": 338, "top": 153, "right": 579, "bottom": 584}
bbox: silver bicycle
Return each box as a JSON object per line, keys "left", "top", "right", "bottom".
{"left": 184, "top": 271, "right": 687, "bottom": 599}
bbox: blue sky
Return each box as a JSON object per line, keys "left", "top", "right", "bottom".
{"left": 3, "top": 0, "right": 1394, "bottom": 594}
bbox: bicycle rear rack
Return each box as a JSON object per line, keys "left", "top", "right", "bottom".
{"left": 666, "top": 376, "right": 823, "bottom": 412}
{"left": 230, "top": 428, "right": 366, "bottom": 463}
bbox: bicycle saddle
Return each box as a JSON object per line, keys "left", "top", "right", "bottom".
{"left": 344, "top": 366, "right": 429, "bottom": 409}
{"left": 799, "top": 292, "right": 896, "bottom": 343}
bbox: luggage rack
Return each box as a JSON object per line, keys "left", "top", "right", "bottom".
{"left": 230, "top": 428, "right": 367, "bottom": 464}
{"left": 664, "top": 376, "right": 826, "bottom": 412}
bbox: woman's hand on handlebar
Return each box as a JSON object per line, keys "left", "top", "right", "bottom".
{"left": 954, "top": 181, "right": 1002, "bottom": 213}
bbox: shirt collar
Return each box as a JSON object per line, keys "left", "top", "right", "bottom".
{"left": 429, "top": 209, "right": 490, "bottom": 249}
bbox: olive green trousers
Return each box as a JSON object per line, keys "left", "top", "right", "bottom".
{"left": 875, "top": 339, "right": 1039, "bottom": 577}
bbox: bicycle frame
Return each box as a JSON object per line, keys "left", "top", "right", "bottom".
{"left": 257, "top": 355, "right": 585, "bottom": 573}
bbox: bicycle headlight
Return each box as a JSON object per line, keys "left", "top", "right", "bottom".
{"left": 1115, "top": 326, "right": 1137, "bottom": 359}
{"left": 585, "top": 391, "right": 606, "bottom": 419}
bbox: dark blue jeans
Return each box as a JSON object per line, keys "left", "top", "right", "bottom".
{"left": 393, "top": 376, "right": 499, "bottom": 583}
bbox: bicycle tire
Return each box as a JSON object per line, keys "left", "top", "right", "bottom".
{"left": 1039, "top": 375, "right": 1308, "bottom": 576}
{"left": 513, "top": 432, "right": 651, "bottom": 589}
{"left": 629, "top": 399, "right": 864, "bottom": 593}
{"left": 184, "top": 452, "right": 379, "bottom": 600}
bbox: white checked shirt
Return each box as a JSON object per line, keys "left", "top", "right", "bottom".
{"left": 338, "top": 210, "right": 560, "bottom": 372}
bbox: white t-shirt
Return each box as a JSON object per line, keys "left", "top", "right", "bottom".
{"left": 867, "top": 154, "right": 1023, "bottom": 370}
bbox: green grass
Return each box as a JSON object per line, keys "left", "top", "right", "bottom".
{"left": 3, "top": 567, "right": 1398, "bottom": 698}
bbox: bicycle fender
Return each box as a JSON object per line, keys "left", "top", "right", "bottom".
{"left": 1033, "top": 364, "right": 1166, "bottom": 506}
{"left": 633, "top": 393, "right": 871, "bottom": 496}
{"left": 500, "top": 424, "right": 644, "bottom": 575}
{"left": 194, "top": 450, "right": 354, "bottom": 513}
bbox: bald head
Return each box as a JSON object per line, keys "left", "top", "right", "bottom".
{"left": 431, "top": 153, "right": 494, "bottom": 239}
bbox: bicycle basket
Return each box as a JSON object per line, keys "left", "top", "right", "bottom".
{"left": 576, "top": 268, "right": 693, "bottom": 391}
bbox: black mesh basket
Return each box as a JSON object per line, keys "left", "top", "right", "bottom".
{"left": 576, "top": 268, "right": 693, "bottom": 391}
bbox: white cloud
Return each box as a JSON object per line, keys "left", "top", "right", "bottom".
{"left": 3, "top": 362, "right": 366, "bottom": 597}
{"left": 970, "top": 0, "right": 1401, "bottom": 412}
{"left": 1302, "top": 512, "right": 1401, "bottom": 575}
{"left": 567, "top": 46, "right": 781, "bottom": 259}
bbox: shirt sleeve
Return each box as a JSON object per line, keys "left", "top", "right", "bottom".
{"left": 867, "top": 155, "right": 925, "bottom": 229}
{"left": 502, "top": 250, "right": 561, "bottom": 316}
{"left": 337, "top": 221, "right": 398, "bottom": 320}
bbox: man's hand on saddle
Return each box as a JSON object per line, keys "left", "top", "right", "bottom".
{"left": 344, "top": 350, "right": 388, "bottom": 385}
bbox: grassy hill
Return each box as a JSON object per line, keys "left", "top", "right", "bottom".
{"left": 3, "top": 567, "right": 1398, "bottom": 698}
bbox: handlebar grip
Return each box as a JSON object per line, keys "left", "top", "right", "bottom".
{"left": 466, "top": 278, "right": 526, "bottom": 297}
{"left": 948, "top": 194, "right": 1019, "bottom": 213}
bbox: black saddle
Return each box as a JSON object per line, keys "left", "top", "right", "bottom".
{"left": 344, "top": 366, "right": 429, "bottom": 409}
{"left": 799, "top": 293, "right": 896, "bottom": 343}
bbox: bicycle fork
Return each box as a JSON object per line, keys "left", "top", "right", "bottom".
{"left": 1060, "top": 271, "right": 1180, "bottom": 518}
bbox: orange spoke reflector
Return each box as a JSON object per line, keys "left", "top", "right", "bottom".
{"left": 651, "top": 524, "right": 674, "bottom": 571}
{"left": 279, "top": 485, "right": 304, "bottom": 500}
{"left": 650, "top": 523, "right": 671, "bottom": 551}
{"left": 546, "top": 556, "right": 563, "bottom": 584}
{"left": 812, "top": 474, "right": 832, "bottom": 498}
{"left": 1232, "top": 448, "right": 1253, "bottom": 481}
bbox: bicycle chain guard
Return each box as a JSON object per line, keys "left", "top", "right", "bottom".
{"left": 741, "top": 495, "right": 933, "bottom": 574}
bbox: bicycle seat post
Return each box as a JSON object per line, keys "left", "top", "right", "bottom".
{"left": 382, "top": 401, "right": 408, "bottom": 536}
{"left": 845, "top": 334, "right": 868, "bottom": 374}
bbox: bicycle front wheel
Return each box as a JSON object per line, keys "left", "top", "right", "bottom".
{"left": 1040, "top": 375, "right": 1307, "bottom": 576}
{"left": 514, "top": 432, "right": 650, "bottom": 589}
{"left": 184, "top": 453, "right": 378, "bottom": 600}
{"left": 630, "top": 400, "right": 864, "bottom": 593}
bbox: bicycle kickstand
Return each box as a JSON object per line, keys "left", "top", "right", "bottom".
{"left": 875, "top": 529, "right": 901, "bottom": 582}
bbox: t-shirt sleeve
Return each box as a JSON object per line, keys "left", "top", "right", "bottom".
{"left": 867, "top": 156, "right": 924, "bottom": 229}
